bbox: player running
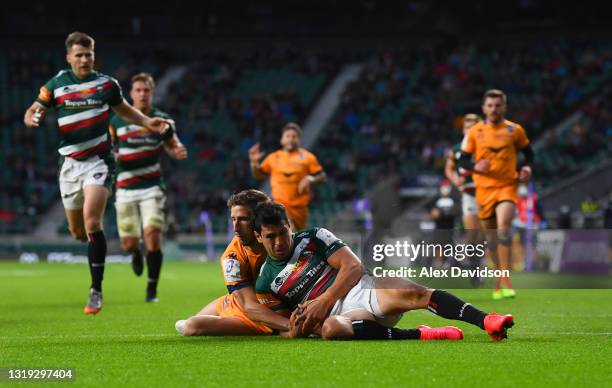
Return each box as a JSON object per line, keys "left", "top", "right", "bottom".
{"left": 459, "top": 89, "right": 534, "bottom": 299}
{"left": 248, "top": 123, "right": 326, "bottom": 231}
{"left": 445, "top": 113, "right": 484, "bottom": 285}
{"left": 254, "top": 202, "right": 515, "bottom": 341}
{"left": 23, "top": 32, "right": 168, "bottom": 314}
{"left": 176, "top": 190, "right": 291, "bottom": 336}
{"left": 109, "top": 72, "right": 187, "bottom": 302}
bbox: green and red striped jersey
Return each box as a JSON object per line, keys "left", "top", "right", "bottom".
{"left": 36, "top": 69, "right": 123, "bottom": 160}
{"left": 256, "top": 228, "right": 346, "bottom": 311}
{"left": 109, "top": 108, "right": 174, "bottom": 190}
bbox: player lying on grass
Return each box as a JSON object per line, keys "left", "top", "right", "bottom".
{"left": 175, "top": 191, "right": 458, "bottom": 341}
{"left": 175, "top": 190, "right": 290, "bottom": 336}
{"left": 253, "top": 202, "right": 515, "bottom": 341}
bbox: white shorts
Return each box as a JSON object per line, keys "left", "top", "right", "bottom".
{"left": 115, "top": 186, "right": 166, "bottom": 238}
{"left": 59, "top": 156, "right": 112, "bottom": 210}
{"left": 461, "top": 192, "right": 478, "bottom": 216}
{"left": 329, "top": 274, "right": 403, "bottom": 327}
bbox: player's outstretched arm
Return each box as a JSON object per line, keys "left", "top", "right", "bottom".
{"left": 24, "top": 102, "right": 46, "bottom": 128}
{"left": 296, "top": 246, "right": 363, "bottom": 333}
{"left": 248, "top": 143, "right": 267, "bottom": 180}
{"left": 233, "top": 286, "right": 290, "bottom": 331}
{"left": 111, "top": 100, "right": 168, "bottom": 133}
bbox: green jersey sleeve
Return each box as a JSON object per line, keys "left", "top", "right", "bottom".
{"left": 36, "top": 78, "right": 55, "bottom": 108}
{"left": 108, "top": 77, "right": 124, "bottom": 107}
{"left": 313, "top": 228, "right": 347, "bottom": 260}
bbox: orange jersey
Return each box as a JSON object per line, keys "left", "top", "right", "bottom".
{"left": 461, "top": 119, "right": 530, "bottom": 188}
{"left": 260, "top": 148, "right": 323, "bottom": 207}
{"left": 220, "top": 236, "right": 266, "bottom": 293}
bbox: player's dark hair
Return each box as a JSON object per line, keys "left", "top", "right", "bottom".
{"left": 253, "top": 202, "right": 289, "bottom": 232}
{"left": 65, "top": 32, "right": 95, "bottom": 51}
{"left": 227, "top": 189, "right": 270, "bottom": 215}
{"left": 483, "top": 89, "right": 507, "bottom": 104}
{"left": 282, "top": 122, "right": 303, "bottom": 138}
{"left": 131, "top": 72, "right": 155, "bottom": 89}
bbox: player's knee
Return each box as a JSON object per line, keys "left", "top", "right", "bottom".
{"left": 497, "top": 231, "right": 511, "bottom": 246}
{"left": 321, "top": 316, "right": 352, "bottom": 340}
{"left": 84, "top": 217, "right": 102, "bottom": 234}
{"left": 69, "top": 226, "right": 86, "bottom": 242}
{"left": 144, "top": 228, "right": 161, "bottom": 251}
{"left": 182, "top": 318, "right": 199, "bottom": 337}
{"left": 121, "top": 238, "right": 138, "bottom": 253}
{"left": 400, "top": 284, "right": 429, "bottom": 302}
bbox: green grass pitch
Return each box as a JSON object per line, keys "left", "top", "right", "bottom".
{"left": 1, "top": 261, "right": 610, "bottom": 387}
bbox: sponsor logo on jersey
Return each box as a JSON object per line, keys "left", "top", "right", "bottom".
{"left": 223, "top": 256, "right": 242, "bottom": 282}
{"left": 64, "top": 99, "right": 103, "bottom": 108}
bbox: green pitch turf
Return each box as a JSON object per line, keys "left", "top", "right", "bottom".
{"left": 1, "top": 261, "right": 610, "bottom": 387}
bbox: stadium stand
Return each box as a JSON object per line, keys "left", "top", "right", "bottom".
{"left": 1, "top": 39, "right": 611, "bottom": 236}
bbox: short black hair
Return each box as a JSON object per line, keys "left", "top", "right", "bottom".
{"left": 254, "top": 202, "right": 290, "bottom": 232}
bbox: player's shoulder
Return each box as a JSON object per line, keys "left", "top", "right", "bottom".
{"left": 220, "top": 236, "right": 250, "bottom": 263}
{"left": 92, "top": 70, "right": 118, "bottom": 82}
{"left": 151, "top": 107, "right": 172, "bottom": 119}
{"left": 303, "top": 227, "right": 342, "bottom": 246}
{"left": 299, "top": 148, "right": 317, "bottom": 159}
{"left": 466, "top": 121, "right": 485, "bottom": 136}
{"left": 267, "top": 149, "right": 282, "bottom": 158}
{"left": 502, "top": 119, "right": 525, "bottom": 132}
{"left": 44, "top": 69, "right": 71, "bottom": 87}
{"left": 294, "top": 227, "right": 318, "bottom": 239}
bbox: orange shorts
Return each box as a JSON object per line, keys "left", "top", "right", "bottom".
{"left": 285, "top": 205, "right": 308, "bottom": 231}
{"left": 475, "top": 184, "right": 518, "bottom": 220}
{"left": 215, "top": 294, "right": 273, "bottom": 335}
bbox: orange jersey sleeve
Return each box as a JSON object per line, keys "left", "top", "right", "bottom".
{"left": 260, "top": 153, "right": 273, "bottom": 174}
{"left": 514, "top": 124, "right": 530, "bottom": 149}
{"left": 219, "top": 237, "right": 266, "bottom": 293}
{"left": 306, "top": 151, "right": 323, "bottom": 175}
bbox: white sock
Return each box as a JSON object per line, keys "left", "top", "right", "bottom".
{"left": 175, "top": 320, "right": 186, "bottom": 335}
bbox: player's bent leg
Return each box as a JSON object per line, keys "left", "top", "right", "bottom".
{"left": 181, "top": 315, "right": 260, "bottom": 336}
{"left": 65, "top": 209, "right": 87, "bottom": 242}
{"left": 116, "top": 201, "right": 144, "bottom": 276}
{"left": 374, "top": 278, "right": 433, "bottom": 315}
{"left": 372, "top": 277, "right": 514, "bottom": 341}
{"left": 83, "top": 185, "right": 109, "bottom": 233}
{"left": 321, "top": 315, "right": 462, "bottom": 341}
{"left": 495, "top": 201, "right": 516, "bottom": 292}
{"left": 143, "top": 226, "right": 163, "bottom": 302}
{"left": 144, "top": 226, "right": 162, "bottom": 252}
{"left": 82, "top": 184, "right": 110, "bottom": 314}
{"left": 321, "top": 316, "right": 358, "bottom": 340}
{"left": 481, "top": 217, "right": 504, "bottom": 297}
{"left": 196, "top": 298, "right": 220, "bottom": 316}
